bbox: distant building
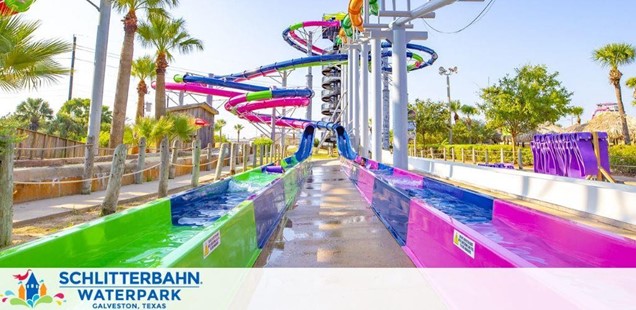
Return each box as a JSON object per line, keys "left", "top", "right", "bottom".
{"left": 592, "top": 103, "right": 619, "bottom": 118}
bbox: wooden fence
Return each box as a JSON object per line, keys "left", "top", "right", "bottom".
{"left": 15, "top": 129, "right": 88, "bottom": 160}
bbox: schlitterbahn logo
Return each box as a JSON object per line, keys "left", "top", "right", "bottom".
{"left": 59, "top": 271, "right": 201, "bottom": 309}
{"left": 0, "top": 270, "right": 65, "bottom": 308}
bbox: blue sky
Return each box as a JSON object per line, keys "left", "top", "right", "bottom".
{"left": 3, "top": 0, "right": 636, "bottom": 138}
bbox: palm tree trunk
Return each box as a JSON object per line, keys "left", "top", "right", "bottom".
{"left": 136, "top": 80, "right": 146, "bottom": 120}
{"left": 511, "top": 133, "right": 517, "bottom": 165}
{"left": 155, "top": 53, "right": 168, "bottom": 119}
{"left": 110, "top": 11, "right": 138, "bottom": 148}
{"left": 614, "top": 84, "right": 632, "bottom": 144}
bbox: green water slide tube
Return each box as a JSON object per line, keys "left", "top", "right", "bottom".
{"left": 0, "top": 158, "right": 310, "bottom": 267}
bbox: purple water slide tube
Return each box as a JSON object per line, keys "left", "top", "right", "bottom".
{"left": 343, "top": 156, "right": 636, "bottom": 267}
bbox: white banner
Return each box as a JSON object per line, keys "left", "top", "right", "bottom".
{"left": 0, "top": 269, "right": 633, "bottom": 309}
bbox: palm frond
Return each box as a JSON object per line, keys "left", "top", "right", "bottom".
{"left": 168, "top": 113, "right": 196, "bottom": 141}
{"left": 0, "top": 16, "right": 71, "bottom": 91}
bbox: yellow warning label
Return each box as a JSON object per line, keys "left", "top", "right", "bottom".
{"left": 453, "top": 230, "right": 475, "bottom": 258}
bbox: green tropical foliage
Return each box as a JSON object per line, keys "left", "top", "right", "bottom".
{"left": 132, "top": 116, "right": 155, "bottom": 142}
{"left": 0, "top": 16, "right": 70, "bottom": 91}
{"left": 233, "top": 124, "right": 244, "bottom": 142}
{"left": 137, "top": 15, "right": 203, "bottom": 118}
{"left": 592, "top": 43, "right": 636, "bottom": 144}
{"left": 253, "top": 137, "right": 273, "bottom": 146}
{"left": 408, "top": 99, "right": 450, "bottom": 145}
{"left": 626, "top": 76, "right": 636, "bottom": 105}
{"left": 570, "top": 106, "right": 584, "bottom": 125}
{"left": 109, "top": 0, "right": 178, "bottom": 148}
{"left": 13, "top": 97, "right": 53, "bottom": 131}
{"left": 168, "top": 113, "right": 197, "bottom": 142}
{"left": 47, "top": 98, "right": 112, "bottom": 141}
{"left": 480, "top": 64, "right": 573, "bottom": 162}
{"left": 215, "top": 119, "right": 226, "bottom": 142}
{"left": 0, "top": 115, "right": 25, "bottom": 155}
{"left": 131, "top": 55, "right": 156, "bottom": 120}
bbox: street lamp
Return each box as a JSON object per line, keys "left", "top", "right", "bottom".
{"left": 439, "top": 66, "right": 458, "bottom": 144}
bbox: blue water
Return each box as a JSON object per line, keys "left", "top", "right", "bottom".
{"left": 403, "top": 187, "right": 492, "bottom": 224}
{"left": 372, "top": 171, "right": 492, "bottom": 225}
{"left": 172, "top": 180, "right": 258, "bottom": 226}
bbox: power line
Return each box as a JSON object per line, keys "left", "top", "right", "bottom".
{"left": 75, "top": 44, "right": 210, "bottom": 75}
{"left": 422, "top": 0, "right": 496, "bottom": 34}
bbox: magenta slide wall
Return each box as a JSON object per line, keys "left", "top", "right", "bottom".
{"left": 342, "top": 157, "right": 636, "bottom": 267}
{"left": 405, "top": 200, "right": 532, "bottom": 267}
{"left": 484, "top": 200, "right": 636, "bottom": 267}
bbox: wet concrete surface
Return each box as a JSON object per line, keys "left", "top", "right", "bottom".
{"left": 255, "top": 160, "right": 414, "bottom": 267}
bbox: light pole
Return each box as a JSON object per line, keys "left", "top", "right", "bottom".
{"left": 81, "top": 0, "right": 112, "bottom": 194}
{"left": 439, "top": 66, "right": 458, "bottom": 144}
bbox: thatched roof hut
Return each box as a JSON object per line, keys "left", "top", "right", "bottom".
{"left": 516, "top": 123, "right": 564, "bottom": 143}
{"left": 565, "top": 111, "right": 636, "bottom": 142}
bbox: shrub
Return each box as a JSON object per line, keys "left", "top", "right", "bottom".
{"left": 609, "top": 145, "right": 636, "bottom": 176}
{"left": 253, "top": 137, "right": 273, "bottom": 146}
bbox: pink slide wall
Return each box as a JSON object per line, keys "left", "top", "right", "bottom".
{"left": 404, "top": 200, "right": 533, "bottom": 267}
{"left": 490, "top": 200, "right": 636, "bottom": 267}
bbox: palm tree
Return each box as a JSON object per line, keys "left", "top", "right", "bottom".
{"left": 137, "top": 15, "right": 203, "bottom": 119}
{"left": 570, "top": 106, "right": 584, "bottom": 125}
{"left": 593, "top": 43, "right": 636, "bottom": 144}
{"left": 234, "top": 124, "right": 244, "bottom": 142}
{"left": 131, "top": 55, "right": 156, "bottom": 121}
{"left": 627, "top": 77, "right": 636, "bottom": 104}
{"left": 14, "top": 98, "right": 53, "bottom": 131}
{"left": 460, "top": 104, "right": 478, "bottom": 144}
{"left": 109, "top": 0, "right": 178, "bottom": 148}
{"left": 168, "top": 113, "right": 196, "bottom": 143}
{"left": 215, "top": 119, "right": 226, "bottom": 142}
{"left": 450, "top": 100, "right": 461, "bottom": 123}
{"left": 0, "top": 16, "right": 70, "bottom": 91}
{"left": 133, "top": 116, "right": 155, "bottom": 145}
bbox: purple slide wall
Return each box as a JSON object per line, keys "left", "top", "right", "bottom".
{"left": 341, "top": 157, "right": 636, "bottom": 267}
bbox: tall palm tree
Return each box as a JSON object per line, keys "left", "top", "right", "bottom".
{"left": 0, "top": 16, "right": 70, "bottom": 91}
{"left": 14, "top": 98, "right": 53, "bottom": 131}
{"left": 460, "top": 104, "right": 478, "bottom": 144}
{"left": 593, "top": 43, "right": 635, "bottom": 144}
{"left": 137, "top": 15, "right": 203, "bottom": 119}
{"left": 131, "top": 55, "right": 156, "bottom": 121}
{"left": 215, "top": 119, "right": 226, "bottom": 142}
{"left": 627, "top": 77, "right": 636, "bottom": 104}
{"left": 234, "top": 124, "right": 244, "bottom": 142}
{"left": 109, "top": 0, "right": 178, "bottom": 148}
{"left": 570, "top": 106, "right": 584, "bottom": 125}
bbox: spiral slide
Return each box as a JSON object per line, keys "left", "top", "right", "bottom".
{"left": 164, "top": 20, "right": 437, "bottom": 162}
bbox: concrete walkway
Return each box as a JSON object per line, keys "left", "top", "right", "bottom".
{"left": 13, "top": 165, "right": 241, "bottom": 226}
{"left": 255, "top": 160, "right": 413, "bottom": 267}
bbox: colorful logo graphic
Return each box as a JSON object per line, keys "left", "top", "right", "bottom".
{"left": 1, "top": 269, "right": 65, "bottom": 308}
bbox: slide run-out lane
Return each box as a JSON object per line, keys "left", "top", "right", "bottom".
{"left": 255, "top": 160, "right": 413, "bottom": 267}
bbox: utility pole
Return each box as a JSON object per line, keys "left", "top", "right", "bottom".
{"left": 81, "top": 0, "right": 112, "bottom": 194}
{"left": 68, "top": 35, "right": 77, "bottom": 101}
{"left": 439, "top": 66, "right": 458, "bottom": 145}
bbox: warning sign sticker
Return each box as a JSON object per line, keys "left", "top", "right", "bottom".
{"left": 203, "top": 231, "right": 221, "bottom": 259}
{"left": 453, "top": 230, "right": 475, "bottom": 258}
